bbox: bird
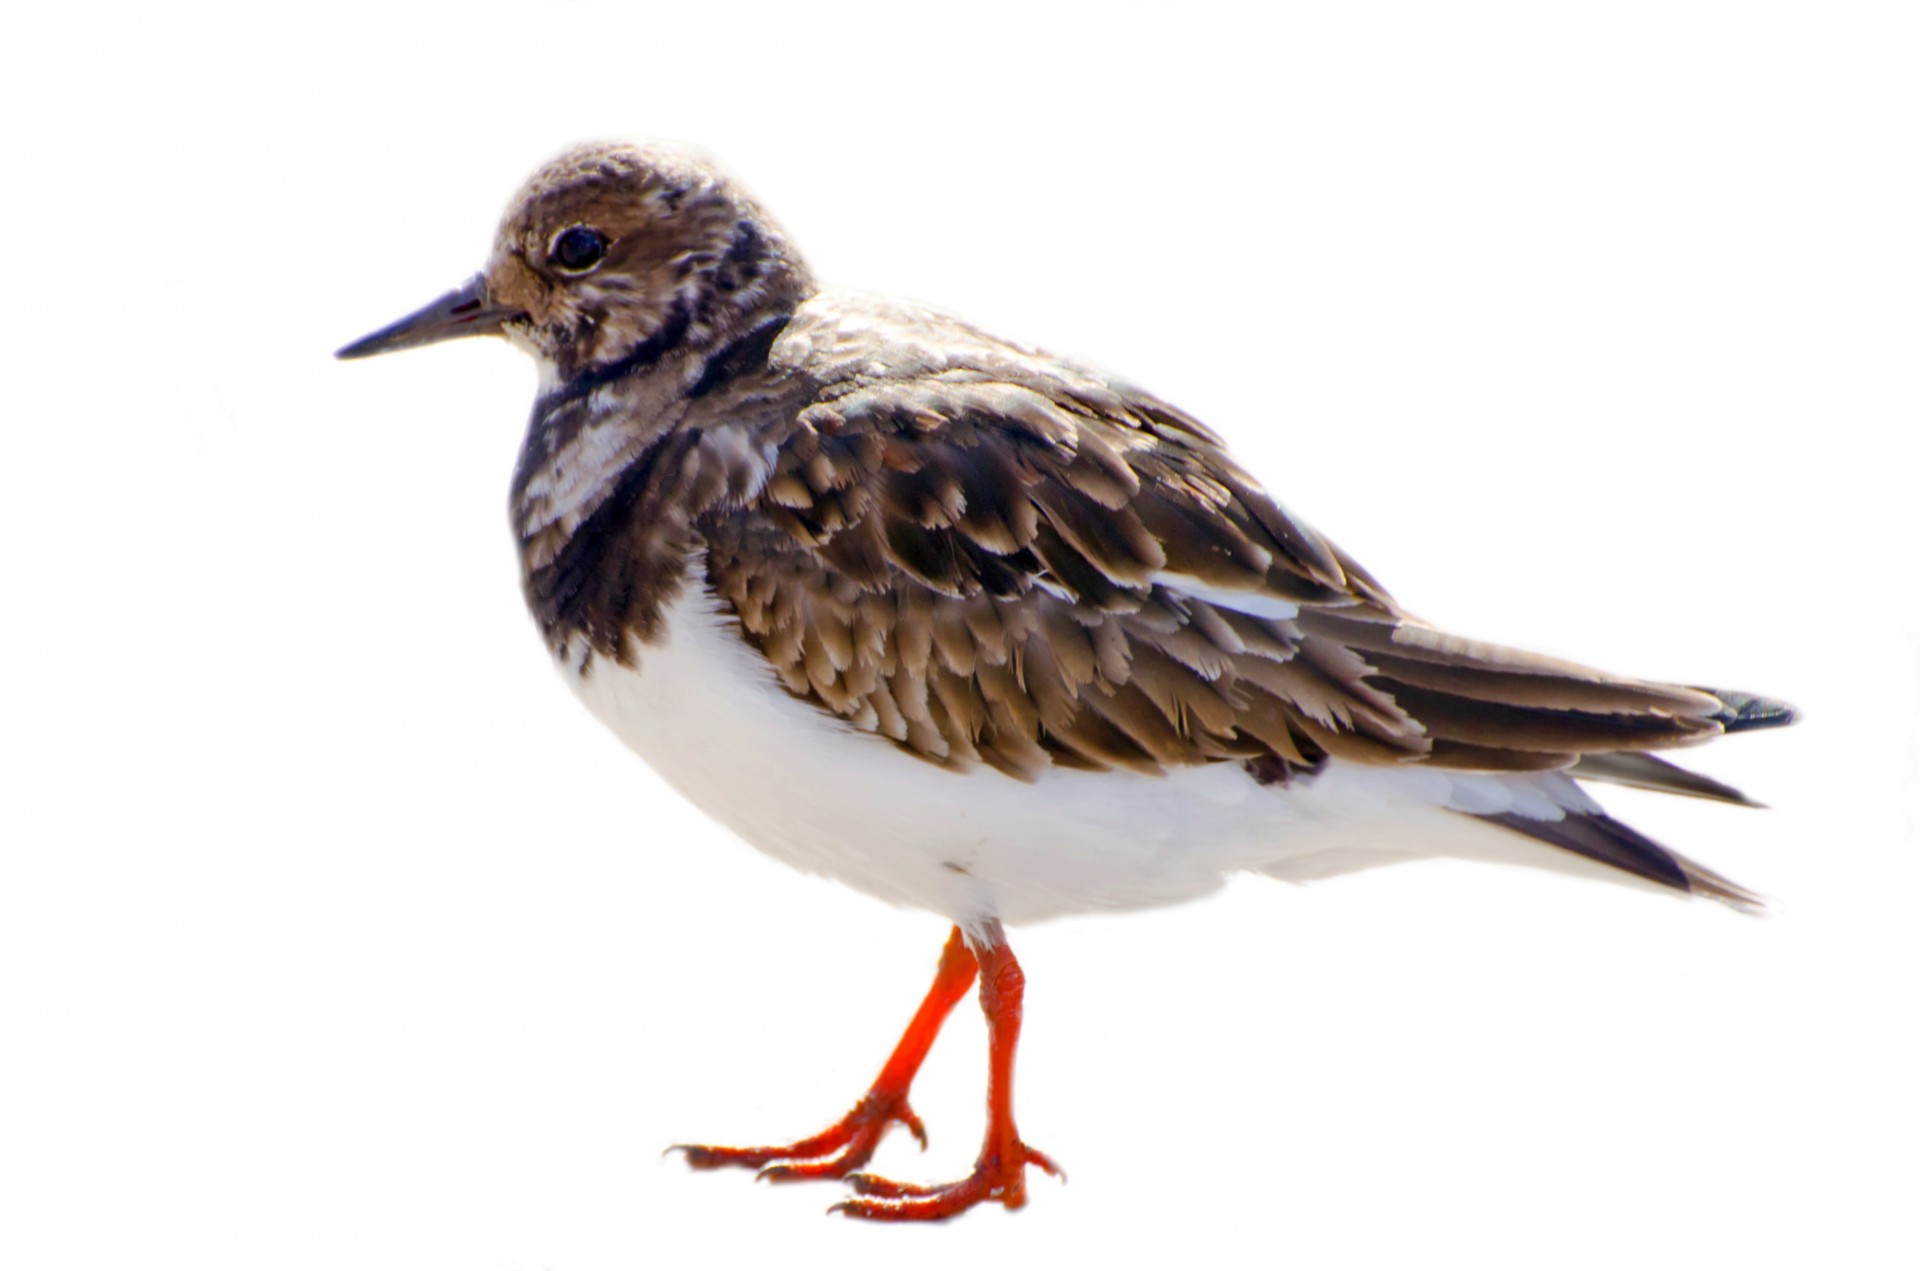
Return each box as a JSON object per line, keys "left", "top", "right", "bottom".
{"left": 337, "top": 141, "right": 1797, "bottom": 1221}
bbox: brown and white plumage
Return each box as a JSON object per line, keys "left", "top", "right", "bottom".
{"left": 339, "top": 141, "right": 1796, "bottom": 1217}
{"left": 493, "top": 239, "right": 1788, "bottom": 915}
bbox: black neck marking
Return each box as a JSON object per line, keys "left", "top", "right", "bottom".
{"left": 521, "top": 434, "right": 676, "bottom": 657}
{"left": 538, "top": 297, "right": 694, "bottom": 416}
{"left": 687, "top": 314, "right": 792, "bottom": 400}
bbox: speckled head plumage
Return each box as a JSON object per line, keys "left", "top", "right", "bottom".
{"left": 339, "top": 142, "right": 813, "bottom": 379}
{"left": 487, "top": 142, "right": 814, "bottom": 376}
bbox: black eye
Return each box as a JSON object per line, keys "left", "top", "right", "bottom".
{"left": 550, "top": 225, "right": 608, "bottom": 272}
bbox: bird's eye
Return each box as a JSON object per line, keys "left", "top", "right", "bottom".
{"left": 550, "top": 225, "right": 608, "bottom": 273}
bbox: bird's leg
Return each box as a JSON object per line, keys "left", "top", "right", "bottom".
{"left": 674, "top": 925, "right": 978, "bottom": 1181}
{"left": 833, "top": 921, "right": 1062, "bottom": 1221}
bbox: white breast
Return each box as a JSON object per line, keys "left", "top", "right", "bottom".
{"left": 562, "top": 585, "right": 1615, "bottom": 929}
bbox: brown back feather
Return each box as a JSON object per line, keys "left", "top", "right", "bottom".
{"left": 695, "top": 296, "right": 1746, "bottom": 782}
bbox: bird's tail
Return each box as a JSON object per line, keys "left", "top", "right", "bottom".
{"left": 1702, "top": 688, "right": 1799, "bottom": 735}
{"left": 1475, "top": 686, "right": 1796, "bottom": 913}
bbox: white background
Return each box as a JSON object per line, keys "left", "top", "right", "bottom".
{"left": 3, "top": 2, "right": 1916, "bottom": 1268}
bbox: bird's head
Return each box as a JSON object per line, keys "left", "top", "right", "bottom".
{"left": 337, "top": 142, "right": 813, "bottom": 382}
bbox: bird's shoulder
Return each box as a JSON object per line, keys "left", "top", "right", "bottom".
{"left": 730, "top": 290, "right": 1391, "bottom": 611}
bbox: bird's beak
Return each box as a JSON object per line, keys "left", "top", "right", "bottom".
{"left": 335, "top": 274, "right": 525, "bottom": 360}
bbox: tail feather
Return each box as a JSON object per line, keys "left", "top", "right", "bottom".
{"left": 1702, "top": 688, "right": 1799, "bottom": 735}
{"left": 1569, "top": 751, "right": 1761, "bottom": 807}
{"left": 1463, "top": 685, "right": 1796, "bottom": 911}
{"left": 1478, "top": 809, "right": 1771, "bottom": 914}
{"left": 1305, "top": 610, "right": 1798, "bottom": 773}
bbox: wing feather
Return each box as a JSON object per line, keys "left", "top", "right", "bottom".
{"left": 695, "top": 297, "right": 1763, "bottom": 790}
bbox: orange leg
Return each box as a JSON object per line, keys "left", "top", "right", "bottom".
{"left": 674, "top": 926, "right": 979, "bottom": 1181}
{"left": 833, "top": 922, "right": 1062, "bottom": 1221}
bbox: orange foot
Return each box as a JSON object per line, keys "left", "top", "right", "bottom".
{"left": 672, "top": 1090, "right": 928, "bottom": 1182}
{"left": 674, "top": 923, "right": 1058, "bottom": 1222}
{"left": 832, "top": 1139, "right": 1064, "bottom": 1221}
{"left": 673, "top": 927, "right": 979, "bottom": 1184}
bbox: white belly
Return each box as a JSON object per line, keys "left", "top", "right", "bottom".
{"left": 561, "top": 585, "right": 1605, "bottom": 929}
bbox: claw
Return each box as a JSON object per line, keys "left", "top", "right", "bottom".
{"left": 669, "top": 1090, "right": 924, "bottom": 1182}
{"left": 756, "top": 1153, "right": 863, "bottom": 1185}
{"left": 833, "top": 1139, "right": 1062, "bottom": 1221}
{"left": 665, "top": 1143, "right": 734, "bottom": 1169}
{"left": 669, "top": 1141, "right": 785, "bottom": 1171}
{"left": 897, "top": 1100, "right": 929, "bottom": 1150}
{"left": 843, "top": 1171, "right": 929, "bottom": 1199}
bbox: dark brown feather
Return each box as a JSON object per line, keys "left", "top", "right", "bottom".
{"left": 675, "top": 295, "right": 1776, "bottom": 791}
{"left": 1480, "top": 811, "right": 1767, "bottom": 910}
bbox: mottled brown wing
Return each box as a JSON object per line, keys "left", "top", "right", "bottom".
{"left": 697, "top": 314, "right": 1738, "bottom": 782}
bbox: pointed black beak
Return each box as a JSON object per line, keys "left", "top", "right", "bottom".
{"left": 336, "top": 274, "right": 525, "bottom": 359}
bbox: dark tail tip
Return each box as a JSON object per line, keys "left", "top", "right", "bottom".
{"left": 1703, "top": 688, "right": 1800, "bottom": 734}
